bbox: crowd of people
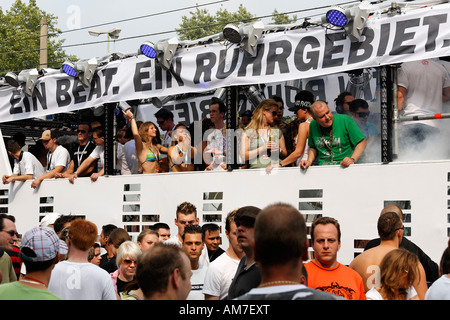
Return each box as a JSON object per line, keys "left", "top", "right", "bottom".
{"left": 2, "top": 88, "right": 384, "bottom": 187}
{"left": 6, "top": 60, "right": 450, "bottom": 186}
{"left": 7, "top": 58, "right": 449, "bottom": 185}
{"left": 1, "top": 59, "right": 450, "bottom": 301}
{"left": 0, "top": 201, "right": 449, "bottom": 300}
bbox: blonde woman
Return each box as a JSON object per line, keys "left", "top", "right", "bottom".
{"left": 123, "top": 109, "right": 168, "bottom": 174}
{"left": 366, "top": 248, "right": 421, "bottom": 300}
{"left": 240, "top": 99, "right": 287, "bottom": 169}
{"left": 110, "top": 240, "right": 142, "bottom": 299}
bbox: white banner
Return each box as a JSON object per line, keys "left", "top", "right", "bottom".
{"left": 1, "top": 4, "right": 450, "bottom": 123}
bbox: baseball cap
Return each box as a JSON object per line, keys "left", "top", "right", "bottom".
{"left": 288, "top": 90, "right": 315, "bottom": 112}
{"left": 20, "top": 226, "right": 68, "bottom": 262}
{"left": 39, "top": 212, "right": 61, "bottom": 227}
{"left": 39, "top": 130, "right": 52, "bottom": 141}
{"left": 234, "top": 206, "right": 261, "bottom": 228}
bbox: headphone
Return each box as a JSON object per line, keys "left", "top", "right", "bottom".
{"left": 334, "top": 92, "right": 350, "bottom": 114}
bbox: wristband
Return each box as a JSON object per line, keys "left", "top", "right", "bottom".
{"left": 351, "top": 158, "right": 356, "bottom": 163}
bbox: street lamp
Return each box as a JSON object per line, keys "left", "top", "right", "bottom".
{"left": 88, "top": 27, "right": 121, "bottom": 53}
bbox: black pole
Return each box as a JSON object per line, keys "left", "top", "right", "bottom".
{"left": 380, "top": 65, "right": 395, "bottom": 164}
{"left": 226, "top": 86, "right": 239, "bottom": 171}
{"left": 104, "top": 103, "right": 115, "bottom": 175}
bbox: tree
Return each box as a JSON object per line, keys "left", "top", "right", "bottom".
{"left": 0, "top": 0, "right": 76, "bottom": 76}
{"left": 176, "top": 4, "right": 256, "bottom": 40}
{"left": 270, "top": 9, "right": 298, "bottom": 25}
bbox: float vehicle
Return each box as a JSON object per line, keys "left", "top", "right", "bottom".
{"left": 0, "top": 0, "right": 449, "bottom": 267}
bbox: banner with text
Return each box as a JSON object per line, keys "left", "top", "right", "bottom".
{"left": 1, "top": 4, "right": 450, "bottom": 123}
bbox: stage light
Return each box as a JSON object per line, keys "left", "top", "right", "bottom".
{"left": 61, "top": 58, "right": 98, "bottom": 87}
{"left": 326, "top": 6, "right": 349, "bottom": 27}
{"left": 62, "top": 61, "right": 77, "bottom": 77}
{"left": 4, "top": 69, "right": 39, "bottom": 96}
{"left": 118, "top": 101, "right": 132, "bottom": 112}
{"left": 244, "top": 85, "right": 265, "bottom": 108}
{"left": 4, "top": 72, "right": 20, "bottom": 87}
{"left": 223, "top": 21, "right": 264, "bottom": 57}
{"left": 324, "top": 2, "right": 371, "bottom": 42}
{"left": 151, "top": 95, "right": 174, "bottom": 108}
{"left": 139, "top": 41, "right": 158, "bottom": 59}
{"left": 139, "top": 38, "right": 179, "bottom": 70}
{"left": 223, "top": 24, "right": 242, "bottom": 44}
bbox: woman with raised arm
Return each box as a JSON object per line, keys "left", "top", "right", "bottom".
{"left": 123, "top": 109, "right": 167, "bottom": 174}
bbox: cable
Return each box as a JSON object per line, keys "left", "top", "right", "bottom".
{"left": 0, "top": 1, "right": 358, "bottom": 58}
{"left": 0, "top": 0, "right": 230, "bottom": 44}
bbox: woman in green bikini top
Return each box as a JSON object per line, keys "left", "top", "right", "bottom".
{"left": 123, "top": 110, "right": 168, "bottom": 174}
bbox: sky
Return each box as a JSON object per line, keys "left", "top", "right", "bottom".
{"left": 0, "top": 0, "right": 365, "bottom": 62}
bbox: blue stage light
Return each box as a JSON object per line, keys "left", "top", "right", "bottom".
{"left": 326, "top": 7, "right": 348, "bottom": 27}
{"left": 139, "top": 42, "right": 157, "bottom": 59}
{"left": 62, "top": 62, "right": 78, "bottom": 77}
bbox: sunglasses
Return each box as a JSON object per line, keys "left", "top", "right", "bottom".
{"left": 77, "top": 129, "right": 87, "bottom": 133}
{"left": 122, "top": 259, "right": 137, "bottom": 266}
{"left": 2, "top": 230, "right": 19, "bottom": 237}
{"left": 356, "top": 112, "right": 370, "bottom": 118}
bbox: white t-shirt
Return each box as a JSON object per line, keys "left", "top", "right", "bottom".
{"left": 121, "top": 140, "right": 138, "bottom": 175}
{"left": 48, "top": 261, "right": 117, "bottom": 300}
{"left": 365, "top": 286, "right": 417, "bottom": 300}
{"left": 89, "top": 146, "right": 104, "bottom": 168}
{"left": 202, "top": 251, "right": 240, "bottom": 299}
{"left": 397, "top": 59, "right": 450, "bottom": 128}
{"left": 116, "top": 143, "right": 124, "bottom": 171}
{"left": 425, "top": 275, "right": 450, "bottom": 300}
{"left": 187, "top": 264, "right": 208, "bottom": 300}
{"left": 13, "top": 151, "right": 46, "bottom": 179}
{"left": 204, "top": 127, "right": 226, "bottom": 170}
{"left": 47, "top": 145, "right": 70, "bottom": 172}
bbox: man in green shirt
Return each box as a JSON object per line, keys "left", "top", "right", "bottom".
{"left": 0, "top": 226, "right": 67, "bottom": 300}
{"left": 301, "top": 100, "right": 366, "bottom": 169}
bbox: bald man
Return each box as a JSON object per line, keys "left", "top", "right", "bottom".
{"left": 301, "top": 100, "right": 366, "bottom": 170}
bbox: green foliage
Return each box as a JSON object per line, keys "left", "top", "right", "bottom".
{"left": 176, "top": 4, "right": 300, "bottom": 41}
{"left": 176, "top": 4, "right": 256, "bottom": 40}
{"left": 270, "top": 9, "right": 298, "bottom": 25}
{"left": 0, "top": 0, "right": 76, "bottom": 76}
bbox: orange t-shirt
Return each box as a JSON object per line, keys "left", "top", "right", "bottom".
{"left": 305, "top": 260, "right": 366, "bottom": 300}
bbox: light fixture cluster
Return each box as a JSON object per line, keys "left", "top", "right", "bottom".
{"left": 323, "top": 1, "right": 371, "bottom": 42}
{"left": 61, "top": 58, "right": 98, "bottom": 87}
{"left": 138, "top": 37, "right": 179, "bottom": 70}
{"left": 0, "top": 1, "right": 388, "bottom": 99}
{"left": 4, "top": 69, "right": 40, "bottom": 97}
{"left": 222, "top": 20, "right": 264, "bottom": 57}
